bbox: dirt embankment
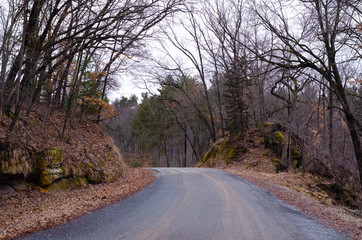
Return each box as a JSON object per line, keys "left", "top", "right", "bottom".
{"left": 0, "top": 167, "right": 155, "bottom": 240}
{"left": 223, "top": 166, "right": 362, "bottom": 240}
{"left": 0, "top": 104, "right": 156, "bottom": 239}
{"left": 199, "top": 125, "right": 362, "bottom": 240}
{"left": 1, "top": 104, "right": 126, "bottom": 189}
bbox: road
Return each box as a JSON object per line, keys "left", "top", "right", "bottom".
{"left": 19, "top": 168, "right": 349, "bottom": 240}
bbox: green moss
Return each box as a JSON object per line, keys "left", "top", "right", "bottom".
{"left": 271, "top": 158, "right": 280, "bottom": 165}
{"left": 108, "top": 150, "right": 113, "bottom": 159}
{"left": 265, "top": 131, "right": 285, "bottom": 146}
{"left": 220, "top": 140, "right": 229, "bottom": 153}
{"left": 318, "top": 183, "right": 359, "bottom": 209}
{"left": 44, "top": 148, "right": 63, "bottom": 165}
{"left": 226, "top": 147, "right": 239, "bottom": 165}
{"left": 89, "top": 163, "right": 94, "bottom": 168}
{"left": 79, "top": 163, "right": 86, "bottom": 169}
{"left": 263, "top": 152, "right": 269, "bottom": 157}
{"left": 30, "top": 119, "right": 39, "bottom": 126}
{"left": 271, "top": 158, "right": 287, "bottom": 173}
{"left": 34, "top": 148, "right": 64, "bottom": 186}
{"left": 35, "top": 153, "right": 47, "bottom": 170}
{"left": 260, "top": 138, "right": 265, "bottom": 144}
{"left": 74, "top": 177, "right": 89, "bottom": 188}
{"left": 48, "top": 179, "right": 70, "bottom": 191}
{"left": 291, "top": 149, "right": 302, "bottom": 169}
{"left": 86, "top": 171, "right": 101, "bottom": 184}
{"left": 273, "top": 131, "right": 285, "bottom": 143}
{"left": 198, "top": 139, "right": 245, "bottom": 167}
{"left": 200, "top": 145, "right": 217, "bottom": 165}
{"left": 133, "top": 162, "right": 141, "bottom": 168}
{"left": 264, "top": 130, "right": 286, "bottom": 157}
{"left": 40, "top": 171, "right": 57, "bottom": 186}
{"left": 48, "top": 177, "right": 89, "bottom": 191}
{"left": 246, "top": 162, "right": 258, "bottom": 169}
{"left": 63, "top": 135, "right": 72, "bottom": 142}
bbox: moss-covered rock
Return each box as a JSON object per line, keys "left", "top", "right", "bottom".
{"left": 37, "top": 147, "right": 67, "bottom": 187}
{"left": 291, "top": 149, "right": 302, "bottom": 169}
{"left": 265, "top": 131, "right": 285, "bottom": 146}
{"left": 226, "top": 147, "right": 240, "bottom": 165}
{"left": 264, "top": 122, "right": 275, "bottom": 127}
{"left": 317, "top": 183, "right": 359, "bottom": 209}
{"left": 0, "top": 145, "right": 32, "bottom": 176}
{"left": 84, "top": 169, "right": 102, "bottom": 184}
{"left": 0, "top": 106, "right": 126, "bottom": 192}
{"left": 45, "top": 148, "right": 63, "bottom": 164}
{"left": 262, "top": 123, "right": 304, "bottom": 171}
{"left": 199, "top": 145, "right": 218, "bottom": 166}
{"left": 47, "top": 177, "right": 89, "bottom": 191}
{"left": 198, "top": 139, "right": 243, "bottom": 167}
{"left": 271, "top": 158, "right": 287, "bottom": 173}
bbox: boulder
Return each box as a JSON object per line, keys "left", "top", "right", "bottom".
{"left": 198, "top": 139, "right": 245, "bottom": 167}
{"left": 263, "top": 123, "right": 303, "bottom": 170}
{"left": 8, "top": 178, "right": 28, "bottom": 191}
{"left": 0, "top": 133, "right": 124, "bottom": 190}
{"left": 0, "top": 144, "right": 32, "bottom": 177}
{"left": 37, "top": 148, "right": 67, "bottom": 187}
{"left": 0, "top": 183, "right": 15, "bottom": 195}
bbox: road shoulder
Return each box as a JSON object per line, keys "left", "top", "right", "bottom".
{"left": 222, "top": 167, "right": 361, "bottom": 240}
{"left": 0, "top": 167, "right": 155, "bottom": 240}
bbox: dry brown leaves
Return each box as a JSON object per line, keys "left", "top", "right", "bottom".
{"left": 0, "top": 167, "right": 155, "bottom": 240}
{"left": 223, "top": 165, "right": 362, "bottom": 240}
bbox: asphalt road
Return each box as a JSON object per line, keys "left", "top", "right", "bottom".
{"left": 19, "top": 168, "right": 350, "bottom": 240}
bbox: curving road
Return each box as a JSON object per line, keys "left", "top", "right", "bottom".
{"left": 19, "top": 168, "right": 349, "bottom": 240}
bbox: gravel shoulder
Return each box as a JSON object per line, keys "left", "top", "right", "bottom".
{"left": 0, "top": 167, "right": 155, "bottom": 240}
{"left": 2, "top": 165, "right": 361, "bottom": 240}
{"left": 222, "top": 165, "right": 362, "bottom": 240}
{"left": 15, "top": 168, "right": 350, "bottom": 240}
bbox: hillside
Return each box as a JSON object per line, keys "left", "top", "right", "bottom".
{"left": 0, "top": 104, "right": 126, "bottom": 191}
{"left": 0, "top": 104, "right": 156, "bottom": 239}
{"left": 198, "top": 123, "right": 362, "bottom": 239}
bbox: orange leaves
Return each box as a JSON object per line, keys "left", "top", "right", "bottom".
{"left": 86, "top": 71, "right": 109, "bottom": 81}
{"left": 82, "top": 97, "right": 119, "bottom": 119}
{"left": 82, "top": 96, "right": 104, "bottom": 106}
{"left": 356, "top": 23, "right": 362, "bottom": 32}
{"left": 348, "top": 76, "right": 362, "bottom": 85}
{"left": 356, "top": 23, "right": 362, "bottom": 48}
{"left": 123, "top": 53, "right": 132, "bottom": 59}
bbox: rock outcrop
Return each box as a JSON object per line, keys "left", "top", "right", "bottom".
{"left": 198, "top": 123, "right": 333, "bottom": 177}
{"left": 0, "top": 106, "right": 125, "bottom": 191}
{"left": 197, "top": 139, "right": 245, "bottom": 167}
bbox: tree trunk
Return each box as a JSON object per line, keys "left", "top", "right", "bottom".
{"left": 184, "top": 130, "right": 187, "bottom": 167}
{"left": 328, "top": 89, "right": 334, "bottom": 165}
{"left": 332, "top": 62, "right": 362, "bottom": 188}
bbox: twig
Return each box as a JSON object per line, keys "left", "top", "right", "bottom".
{"left": 20, "top": 123, "right": 34, "bottom": 141}
{"left": 48, "top": 118, "right": 62, "bottom": 138}
{"left": 342, "top": 207, "right": 362, "bottom": 218}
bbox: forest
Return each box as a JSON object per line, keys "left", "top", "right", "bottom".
{"left": 0, "top": 0, "right": 361, "bottom": 187}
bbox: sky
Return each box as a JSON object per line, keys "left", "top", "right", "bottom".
{"left": 109, "top": 79, "right": 149, "bottom": 102}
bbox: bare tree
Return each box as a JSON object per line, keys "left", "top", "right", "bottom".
{"left": 249, "top": 0, "right": 362, "bottom": 186}
{"left": 0, "top": 0, "right": 184, "bottom": 134}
